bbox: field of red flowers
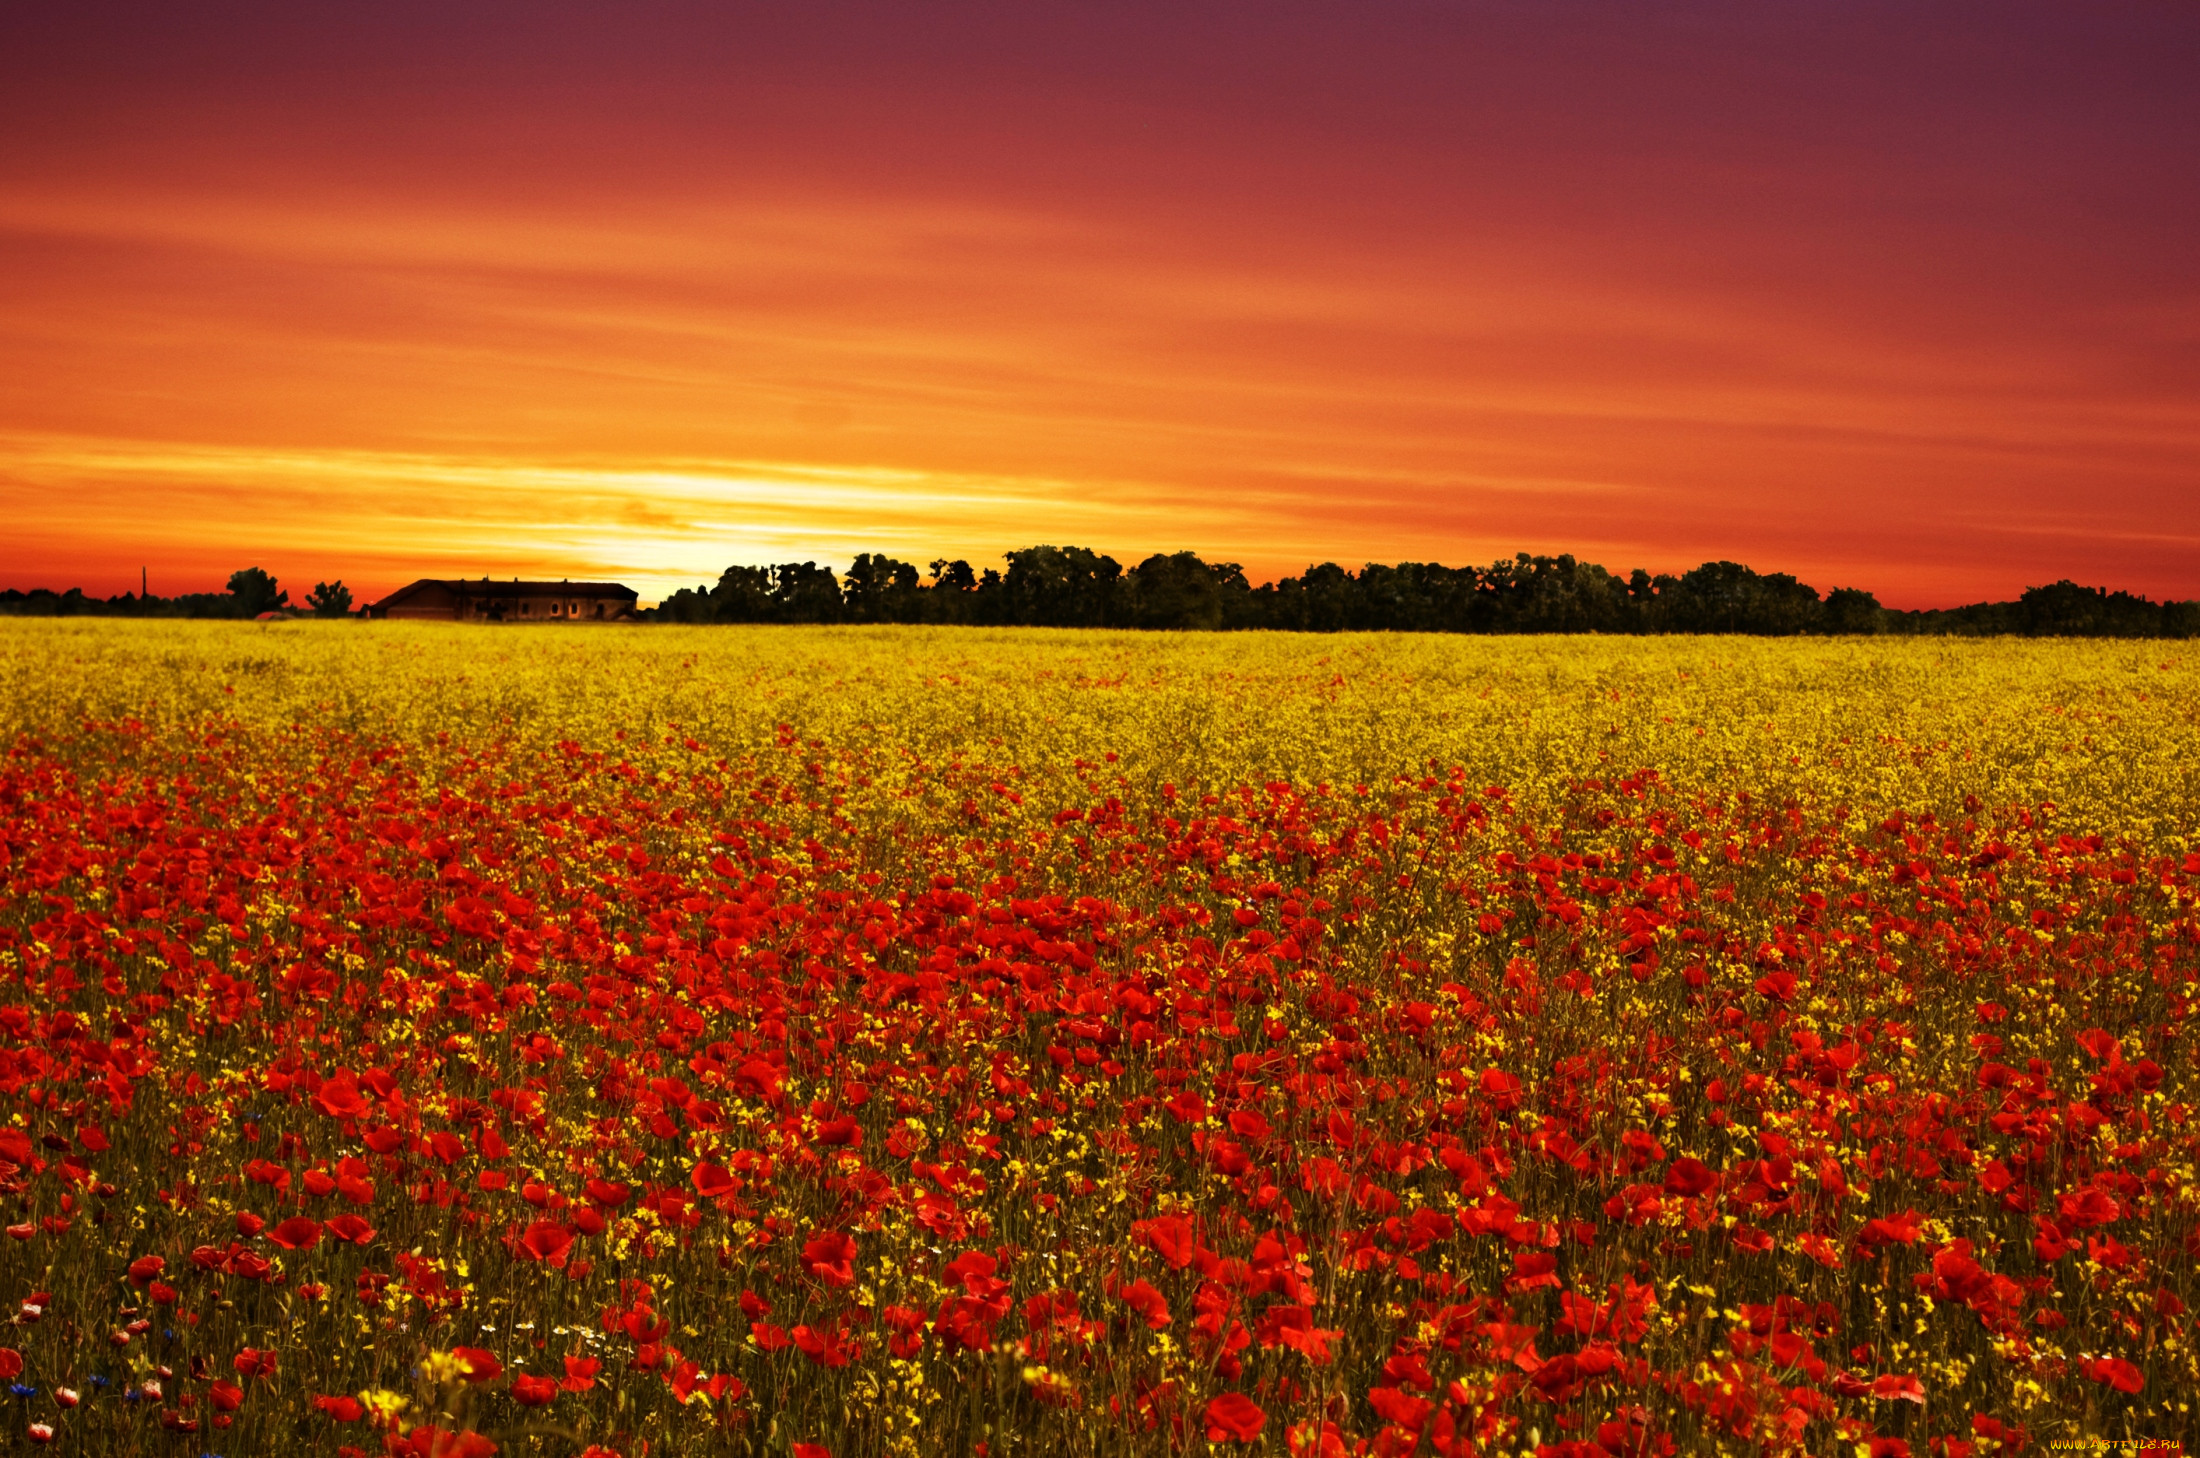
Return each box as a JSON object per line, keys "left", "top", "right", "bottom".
{"left": 0, "top": 623, "right": 2193, "bottom": 1456}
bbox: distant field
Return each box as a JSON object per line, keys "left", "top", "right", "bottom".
{"left": 0, "top": 621, "right": 2194, "bottom": 1454}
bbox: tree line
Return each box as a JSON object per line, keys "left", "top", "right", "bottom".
{"left": 5, "top": 551, "right": 2194, "bottom": 635}
{"left": 0, "top": 568, "right": 354, "bottom": 620}
{"left": 651, "top": 548, "right": 2200, "bottom": 637}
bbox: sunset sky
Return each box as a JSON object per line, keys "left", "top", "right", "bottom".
{"left": 3, "top": 1, "right": 2196, "bottom": 608}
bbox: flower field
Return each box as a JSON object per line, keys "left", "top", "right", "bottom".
{"left": 0, "top": 620, "right": 2195, "bottom": 1457}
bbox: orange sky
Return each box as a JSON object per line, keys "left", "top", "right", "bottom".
{"left": 3, "top": 2, "right": 2197, "bottom": 608}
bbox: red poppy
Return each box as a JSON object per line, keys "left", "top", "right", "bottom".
{"left": 943, "top": 1249, "right": 1002, "bottom": 1295}
{"left": 266, "top": 1217, "right": 321, "bottom": 1251}
{"left": 1119, "top": 1278, "right": 1170, "bottom": 1329}
{"left": 792, "top": 1324, "right": 852, "bottom": 1367}
{"left": 1663, "top": 1158, "right": 1716, "bottom": 1196}
{"left": 385, "top": 1427, "right": 497, "bottom": 1458}
{"left": 1134, "top": 1214, "right": 1196, "bottom": 1269}
{"left": 1859, "top": 1209, "right": 1924, "bottom": 1250}
{"left": 510, "top": 1374, "right": 559, "bottom": 1406}
{"left": 127, "top": 1255, "right": 165, "bottom": 1285}
{"left": 232, "top": 1348, "right": 278, "bottom": 1379}
{"left": 582, "top": 1178, "right": 630, "bottom": 1208}
{"left": 799, "top": 1230, "right": 856, "bottom": 1286}
{"left": 312, "top": 1394, "right": 364, "bottom": 1422}
{"left": 451, "top": 1347, "right": 502, "bottom": 1383}
{"left": 518, "top": 1220, "right": 574, "bottom": 1267}
{"left": 691, "top": 1162, "right": 737, "bottom": 1198}
{"left": 561, "top": 1356, "right": 600, "bottom": 1392}
{"left": 1226, "top": 1109, "right": 1272, "bottom": 1140}
{"left": 326, "top": 1214, "right": 376, "bottom": 1246}
{"left": 1204, "top": 1392, "right": 1266, "bottom": 1442}
{"left": 312, "top": 1075, "right": 369, "bottom": 1121}
{"left": 2080, "top": 1356, "right": 2144, "bottom": 1394}
{"left": 2057, "top": 1185, "right": 2121, "bottom": 1229}
{"left": 1479, "top": 1068, "right": 1523, "bottom": 1111}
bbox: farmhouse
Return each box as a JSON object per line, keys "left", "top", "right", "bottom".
{"left": 367, "top": 578, "right": 640, "bottom": 623}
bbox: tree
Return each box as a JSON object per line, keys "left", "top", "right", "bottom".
{"left": 1128, "top": 552, "right": 1245, "bottom": 630}
{"left": 844, "top": 554, "right": 922, "bottom": 623}
{"left": 708, "top": 566, "right": 776, "bottom": 622}
{"left": 305, "top": 581, "right": 354, "bottom": 618}
{"left": 1002, "top": 546, "right": 1124, "bottom": 627}
{"left": 1820, "top": 587, "right": 1883, "bottom": 635}
{"left": 2017, "top": 581, "right": 2164, "bottom": 637}
{"left": 769, "top": 562, "right": 843, "bottom": 622}
{"left": 227, "top": 567, "right": 289, "bottom": 617}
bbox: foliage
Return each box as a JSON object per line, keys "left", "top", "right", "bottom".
{"left": 0, "top": 567, "right": 319, "bottom": 622}
{"left": 0, "top": 622, "right": 2194, "bottom": 1456}
{"left": 646, "top": 553, "right": 2199, "bottom": 637}
{"left": 306, "top": 583, "right": 355, "bottom": 619}
{"left": 226, "top": 569, "right": 290, "bottom": 618}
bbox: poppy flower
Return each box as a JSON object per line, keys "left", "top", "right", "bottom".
{"left": 518, "top": 1221, "right": 575, "bottom": 1267}
{"left": 510, "top": 1374, "right": 558, "bottom": 1406}
{"left": 1872, "top": 1374, "right": 1925, "bottom": 1403}
{"left": 2080, "top": 1356, "right": 2144, "bottom": 1394}
{"left": 266, "top": 1217, "right": 321, "bottom": 1250}
{"left": 451, "top": 1347, "right": 502, "bottom": 1383}
{"left": 326, "top": 1214, "right": 376, "bottom": 1246}
{"left": 799, "top": 1230, "right": 856, "bottom": 1287}
{"left": 691, "top": 1162, "right": 737, "bottom": 1198}
{"left": 312, "top": 1394, "right": 364, "bottom": 1422}
{"left": 1859, "top": 1209, "right": 1924, "bottom": 1250}
{"left": 561, "top": 1356, "right": 600, "bottom": 1392}
{"left": 792, "top": 1325, "right": 852, "bottom": 1367}
{"left": 2057, "top": 1185, "right": 2121, "bottom": 1229}
{"left": 127, "top": 1255, "right": 164, "bottom": 1285}
{"left": 312, "top": 1076, "right": 369, "bottom": 1121}
{"left": 386, "top": 1427, "right": 497, "bottom": 1458}
{"left": 943, "top": 1249, "right": 1002, "bottom": 1295}
{"left": 1204, "top": 1392, "right": 1266, "bottom": 1442}
{"left": 1133, "top": 1214, "right": 1196, "bottom": 1269}
{"left": 1663, "top": 1157, "right": 1717, "bottom": 1196}
{"left": 1478, "top": 1068, "right": 1523, "bottom": 1111}
{"left": 582, "top": 1178, "right": 629, "bottom": 1208}
{"left": 1226, "top": 1109, "right": 1272, "bottom": 1140}
{"left": 1118, "top": 1278, "right": 1170, "bottom": 1329}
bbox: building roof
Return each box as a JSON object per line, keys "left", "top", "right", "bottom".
{"left": 371, "top": 577, "right": 640, "bottom": 610}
